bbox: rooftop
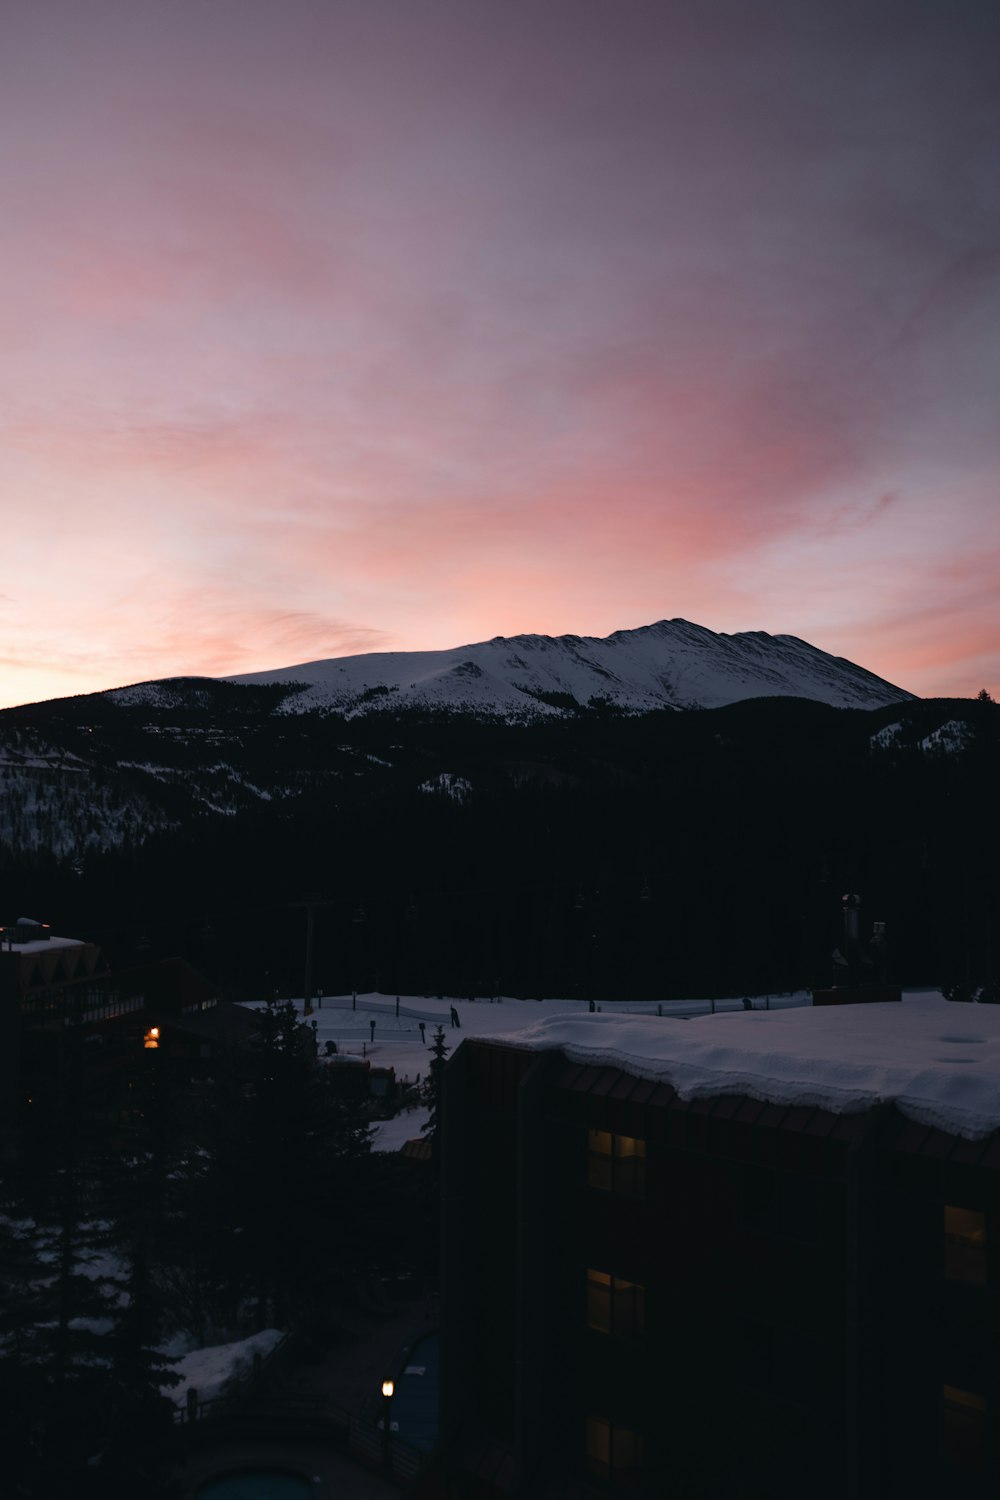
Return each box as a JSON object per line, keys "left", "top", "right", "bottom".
{"left": 478, "top": 992, "right": 1000, "bottom": 1141}
{"left": 0, "top": 933, "right": 87, "bottom": 954}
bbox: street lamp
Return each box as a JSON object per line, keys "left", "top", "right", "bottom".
{"left": 380, "top": 1379, "right": 394, "bottom": 1470}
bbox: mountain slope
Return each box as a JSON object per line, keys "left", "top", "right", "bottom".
{"left": 220, "top": 618, "right": 913, "bottom": 717}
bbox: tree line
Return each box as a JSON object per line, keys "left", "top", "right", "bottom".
{"left": 3, "top": 693, "right": 998, "bottom": 1001}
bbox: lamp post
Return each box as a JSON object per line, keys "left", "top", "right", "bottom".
{"left": 380, "top": 1378, "right": 394, "bottom": 1470}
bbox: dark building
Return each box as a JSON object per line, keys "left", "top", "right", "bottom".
{"left": 439, "top": 1001, "right": 1000, "bottom": 1498}
{"left": 1, "top": 918, "right": 108, "bottom": 1136}
{"left": 1, "top": 916, "right": 261, "bottom": 1137}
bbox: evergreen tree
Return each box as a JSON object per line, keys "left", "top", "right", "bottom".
{"left": 212, "top": 999, "right": 374, "bottom": 1330}
{"left": 98, "top": 1045, "right": 182, "bottom": 1497}
{"left": 421, "top": 1025, "right": 450, "bottom": 1172}
{"left": 0, "top": 1189, "right": 53, "bottom": 1497}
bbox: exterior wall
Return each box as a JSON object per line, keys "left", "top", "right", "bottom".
{"left": 549, "top": 1068, "right": 864, "bottom": 1499}
{"left": 441, "top": 1039, "right": 1000, "bottom": 1498}
{"left": 2, "top": 943, "right": 106, "bottom": 1130}
{"left": 0, "top": 959, "right": 21, "bottom": 1138}
{"left": 875, "top": 1120, "right": 1000, "bottom": 1489}
{"left": 440, "top": 1038, "right": 536, "bottom": 1478}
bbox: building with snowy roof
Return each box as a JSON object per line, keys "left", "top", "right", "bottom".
{"left": 438, "top": 995, "right": 1000, "bottom": 1499}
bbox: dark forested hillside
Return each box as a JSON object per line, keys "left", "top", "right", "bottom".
{"left": 2, "top": 687, "right": 997, "bottom": 1000}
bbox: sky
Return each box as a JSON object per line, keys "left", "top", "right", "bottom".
{"left": 2, "top": 0, "right": 999, "bottom": 708}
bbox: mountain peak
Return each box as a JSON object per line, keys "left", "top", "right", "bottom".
{"left": 223, "top": 618, "right": 914, "bottom": 719}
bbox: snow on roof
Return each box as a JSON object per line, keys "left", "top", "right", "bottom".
{"left": 1, "top": 934, "right": 86, "bottom": 954}
{"left": 477, "top": 993, "right": 1000, "bottom": 1140}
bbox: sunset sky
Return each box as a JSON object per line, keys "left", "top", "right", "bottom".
{"left": 2, "top": 0, "right": 999, "bottom": 708}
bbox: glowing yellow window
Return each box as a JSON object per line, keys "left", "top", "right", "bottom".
{"left": 944, "top": 1206, "right": 986, "bottom": 1285}
{"left": 143, "top": 1026, "right": 160, "bottom": 1050}
{"left": 586, "top": 1270, "right": 612, "bottom": 1332}
{"left": 586, "top": 1416, "right": 643, "bottom": 1487}
{"left": 587, "top": 1129, "right": 645, "bottom": 1196}
{"left": 586, "top": 1269, "right": 645, "bottom": 1337}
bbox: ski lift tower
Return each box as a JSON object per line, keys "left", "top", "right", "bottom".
{"left": 812, "top": 892, "right": 902, "bottom": 1006}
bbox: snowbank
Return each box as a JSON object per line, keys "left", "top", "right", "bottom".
{"left": 169, "top": 1328, "right": 285, "bottom": 1407}
{"left": 476, "top": 993, "right": 1000, "bottom": 1140}
{"left": 371, "top": 1108, "right": 431, "bottom": 1152}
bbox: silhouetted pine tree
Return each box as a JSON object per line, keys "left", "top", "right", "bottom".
{"left": 13, "top": 1034, "right": 119, "bottom": 1499}
{"left": 0, "top": 1188, "right": 53, "bottom": 1497}
{"left": 214, "top": 999, "right": 374, "bottom": 1330}
{"left": 421, "top": 1025, "right": 450, "bottom": 1173}
{"left": 98, "top": 1045, "right": 182, "bottom": 1497}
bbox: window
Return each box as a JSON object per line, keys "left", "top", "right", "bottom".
{"left": 586, "top": 1269, "right": 645, "bottom": 1337}
{"left": 80, "top": 990, "right": 143, "bottom": 1023}
{"left": 944, "top": 1206, "right": 986, "bottom": 1285}
{"left": 942, "top": 1385, "right": 986, "bottom": 1471}
{"left": 587, "top": 1129, "right": 645, "bottom": 1197}
{"left": 586, "top": 1417, "right": 643, "bottom": 1487}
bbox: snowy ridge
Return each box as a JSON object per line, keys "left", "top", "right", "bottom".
{"left": 476, "top": 994, "right": 1000, "bottom": 1140}
{"left": 223, "top": 618, "right": 912, "bottom": 718}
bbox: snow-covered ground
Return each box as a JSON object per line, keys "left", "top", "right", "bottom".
{"left": 165, "top": 1328, "right": 285, "bottom": 1408}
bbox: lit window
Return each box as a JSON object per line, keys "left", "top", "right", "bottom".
{"left": 587, "top": 1268, "right": 612, "bottom": 1331}
{"left": 587, "top": 1129, "right": 645, "bottom": 1196}
{"left": 586, "top": 1268, "right": 645, "bottom": 1337}
{"left": 586, "top": 1416, "right": 643, "bottom": 1487}
{"left": 143, "top": 1026, "right": 160, "bottom": 1050}
{"left": 942, "top": 1385, "right": 986, "bottom": 1471}
{"left": 944, "top": 1207, "right": 986, "bottom": 1285}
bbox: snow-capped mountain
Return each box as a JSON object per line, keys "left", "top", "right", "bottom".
{"left": 219, "top": 618, "right": 913, "bottom": 717}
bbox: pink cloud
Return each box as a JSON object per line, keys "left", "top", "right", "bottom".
{"left": 1, "top": 0, "right": 998, "bottom": 705}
